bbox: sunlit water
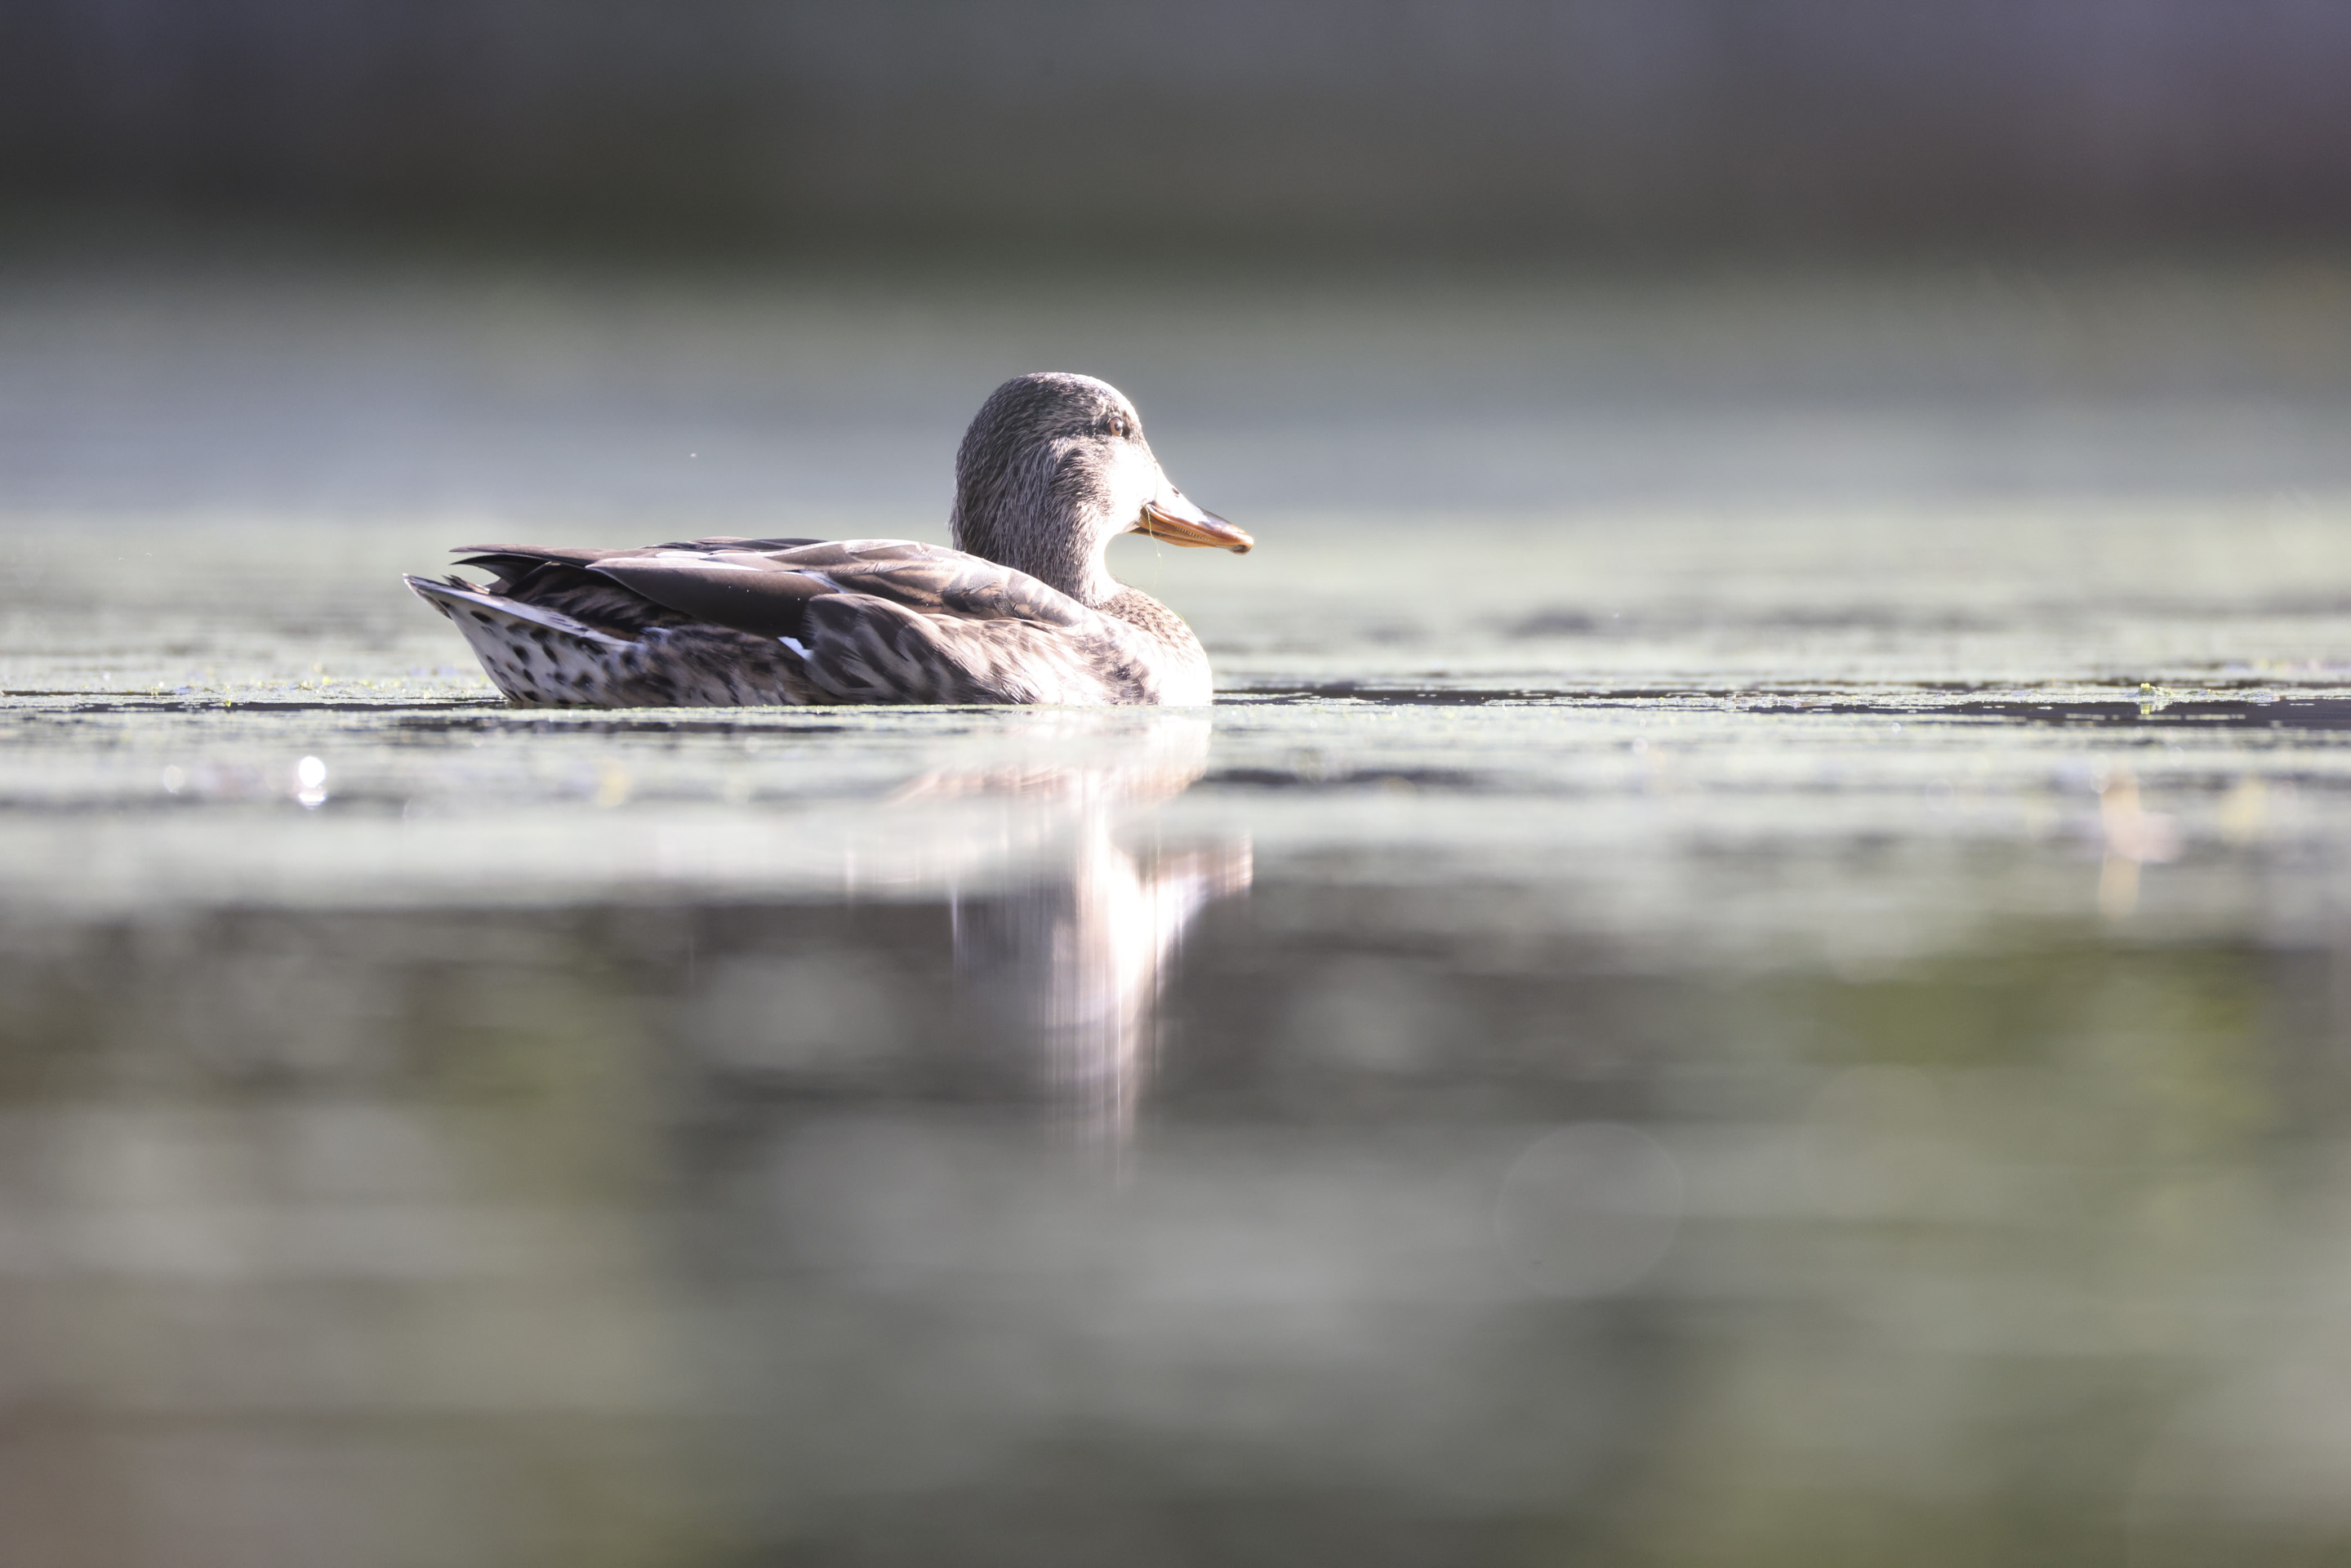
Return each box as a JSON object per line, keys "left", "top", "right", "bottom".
{"left": 6, "top": 249, "right": 2351, "bottom": 1565}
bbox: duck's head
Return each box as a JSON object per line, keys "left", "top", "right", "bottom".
{"left": 951, "top": 372, "right": 1251, "bottom": 608}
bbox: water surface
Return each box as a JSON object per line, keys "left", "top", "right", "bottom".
{"left": 5, "top": 253, "right": 2351, "bottom": 1565}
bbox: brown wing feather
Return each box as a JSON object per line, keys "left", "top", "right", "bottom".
{"left": 466, "top": 563, "right": 714, "bottom": 637}
{"left": 586, "top": 554, "right": 840, "bottom": 639}
{"left": 456, "top": 536, "right": 822, "bottom": 563}
{"left": 723, "top": 541, "right": 1090, "bottom": 632}
{"left": 454, "top": 537, "right": 825, "bottom": 590}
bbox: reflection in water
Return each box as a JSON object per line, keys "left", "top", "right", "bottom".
{"left": 2095, "top": 766, "right": 2180, "bottom": 920}
{"left": 904, "top": 715, "right": 1252, "bottom": 1146}
{"left": 4, "top": 825, "right": 2351, "bottom": 1561}
{"left": 1492, "top": 1122, "right": 1682, "bottom": 1295}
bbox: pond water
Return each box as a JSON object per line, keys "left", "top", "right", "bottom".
{"left": 5, "top": 249, "right": 2351, "bottom": 1565}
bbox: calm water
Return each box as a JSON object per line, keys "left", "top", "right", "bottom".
{"left": 6, "top": 249, "right": 2351, "bottom": 1565}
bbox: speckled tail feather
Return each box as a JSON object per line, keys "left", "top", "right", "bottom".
{"left": 403, "top": 576, "right": 817, "bottom": 706}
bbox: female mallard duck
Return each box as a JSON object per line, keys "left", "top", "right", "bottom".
{"left": 403, "top": 372, "right": 1251, "bottom": 707}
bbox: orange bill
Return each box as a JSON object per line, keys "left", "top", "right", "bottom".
{"left": 1137, "top": 493, "right": 1253, "bottom": 554}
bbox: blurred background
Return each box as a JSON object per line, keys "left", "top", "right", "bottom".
{"left": 9, "top": 0, "right": 2351, "bottom": 252}
{"left": 7, "top": 5, "right": 2351, "bottom": 1566}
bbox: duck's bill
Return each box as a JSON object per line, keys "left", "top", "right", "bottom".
{"left": 1137, "top": 497, "right": 1253, "bottom": 554}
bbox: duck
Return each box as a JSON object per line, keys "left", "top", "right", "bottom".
{"left": 402, "top": 372, "right": 1251, "bottom": 707}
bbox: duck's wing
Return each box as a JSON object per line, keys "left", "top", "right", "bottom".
{"left": 577, "top": 540, "right": 1158, "bottom": 705}
{"left": 452, "top": 537, "right": 825, "bottom": 586}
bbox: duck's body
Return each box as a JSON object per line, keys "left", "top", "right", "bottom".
{"left": 407, "top": 535, "right": 1215, "bottom": 707}
{"left": 404, "top": 374, "right": 1249, "bottom": 708}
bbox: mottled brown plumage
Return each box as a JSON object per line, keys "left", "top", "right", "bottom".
{"left": 404, "top": 375, "right": 1250, "bottom": 707}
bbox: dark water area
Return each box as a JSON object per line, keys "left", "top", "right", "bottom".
{"left": 7, "top": 862, "right": 2349, "bottom": 1564}
{"left": 7, "top": 248, "right": 2351, "bottom": 1564}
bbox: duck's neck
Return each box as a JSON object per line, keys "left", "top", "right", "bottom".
{"left": 1031, "top": 541, "right": 1124, "bottom": 610}
{"left": 953, "top": 505, "right": 1122, "bottom": 608}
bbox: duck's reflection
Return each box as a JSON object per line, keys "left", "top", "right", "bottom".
{"left": 955, "top": 826, "right": 1252, "bottom": 1148}
{"left": 900, "top": 713, "right": 1249, "bottom": 1147}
